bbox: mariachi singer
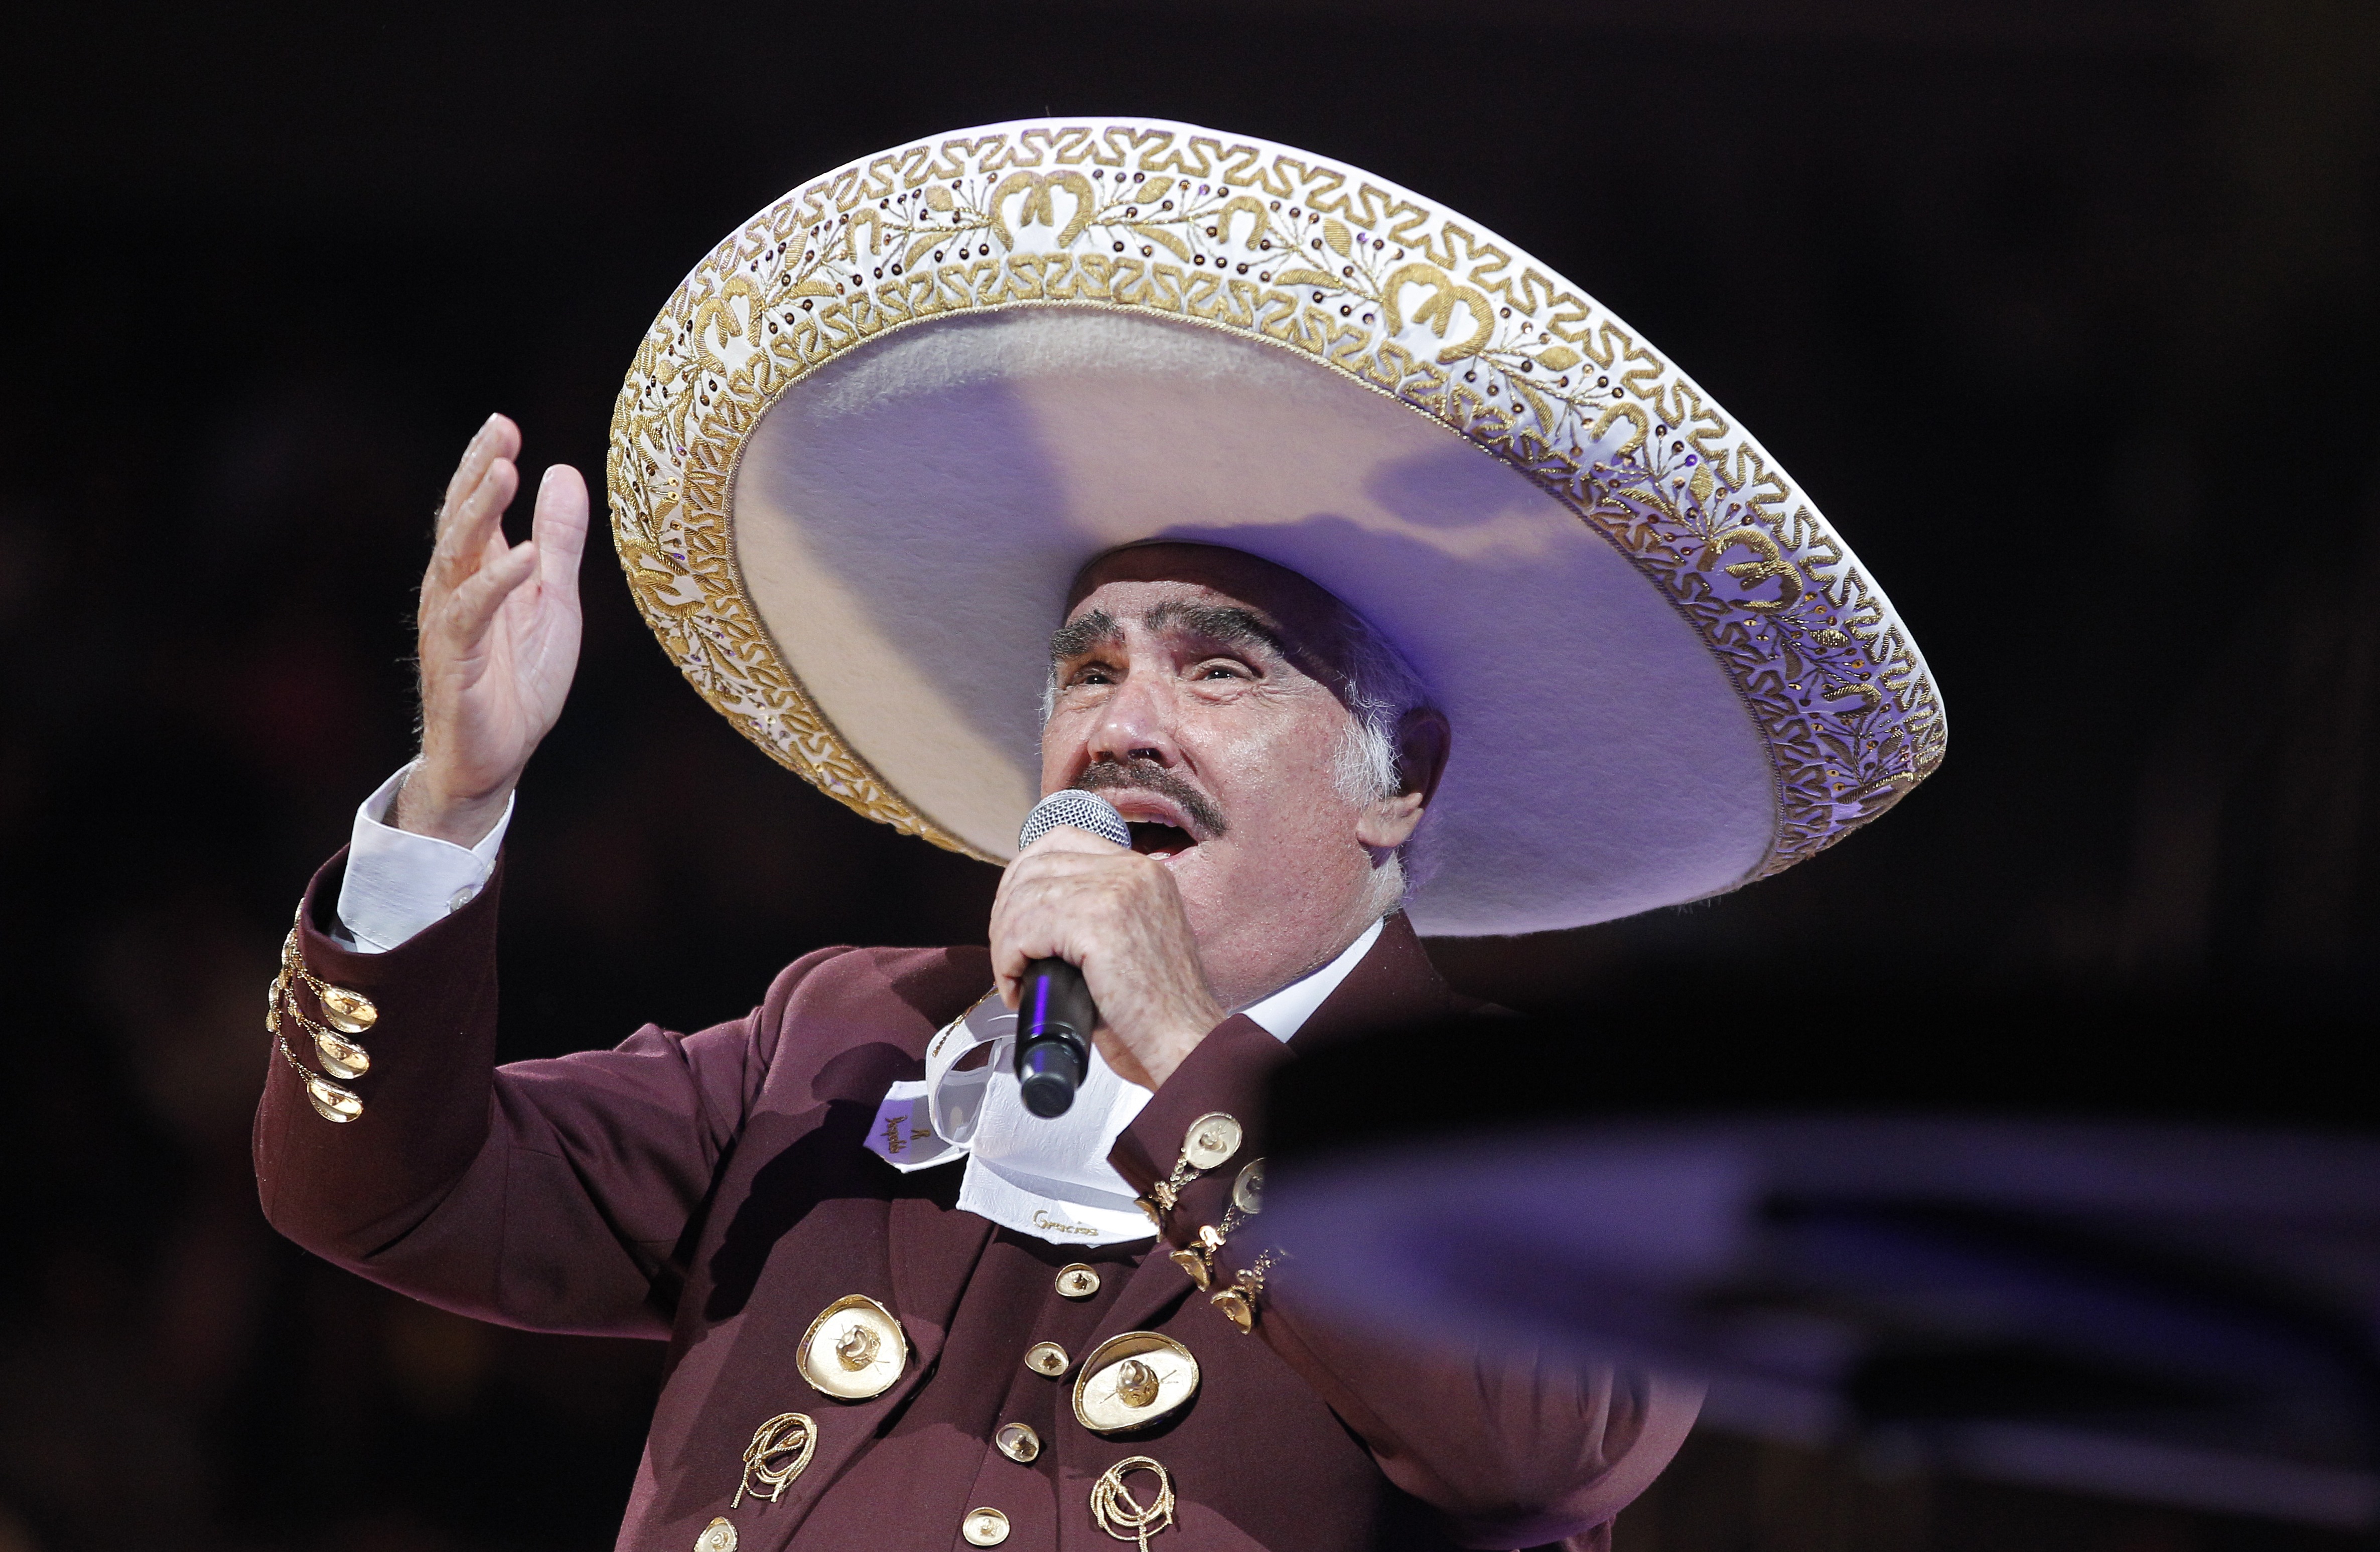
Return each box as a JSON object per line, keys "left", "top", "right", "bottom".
{"left": 255, "top": 118, "right": 1944, "bottom": 1552}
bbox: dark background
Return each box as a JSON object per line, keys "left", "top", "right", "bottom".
{"left": 3, "top": 3, "right": 2375, "bottom": 1549}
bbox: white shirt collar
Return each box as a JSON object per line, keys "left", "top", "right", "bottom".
{"left": 865, "top": 917, "right": 1389, "bottom": 1245}
{"left": 1236, "top": 915, "right": 1383, "bottom": 1042}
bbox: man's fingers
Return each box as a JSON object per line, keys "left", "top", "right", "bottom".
{"left": 1021, "top": 822, "right": 1130, "bottom": 858}
{"left": 428, "top": 456, "right": 520, "bottom": 598}
{"left": 531, "top": 465, "right": 590, "bottom": 601}
{"left": 988, "top": 850, "right": 1147, "bottom": 986}
{"left": 438, "top": 413, "right": 520, "bottom": 528}
{"left": 437, "top": 538, "right": 539, "bottom": 654}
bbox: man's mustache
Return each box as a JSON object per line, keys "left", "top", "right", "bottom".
{"left": 1072, "top": 760, "right": 1228, "bottom": 839}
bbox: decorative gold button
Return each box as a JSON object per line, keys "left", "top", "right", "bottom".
{"left": 318, "top": 984, "right": 377, "bottom": 1034}
{"left": 304, "top": 1074, "right": 363, "bottom": 1124}
{"left": 1073, "top": 1332, "right": 1201, "bottom": 1433}
{"left": 795, "top": 1295, "right": 908, "bottom": 1399}
{"left": 1056, "top": 1263, "right": 1101, "bottom": 1298}
{"left": 1182, "top": 1113, "right": 1242, "bottom": 1171}
{"left": 995, "top": 1421, "right": 1041, "bottom": 1462}
{"left": 1024, "top": 1340, "right": 1069, "bottom": 1376}
{"left": 694, "top": 1517, "right": 737, "bottom": 1552}
{"left": 1168, "top": 1247, "right": 1211, "bottom": 1291}
{"left": 1232, "top": 1160, "right": 1266, "bottom": 1214}
{"left": 962, "top": 1507, "right": 1011, "bottom": 1545}
{"left": 312, "top": 1025, "right": 370, "bottom": 1080}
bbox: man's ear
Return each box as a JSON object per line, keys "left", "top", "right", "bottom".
{"left": 1354, "top": 708, "right": 1451, "bottom": 851}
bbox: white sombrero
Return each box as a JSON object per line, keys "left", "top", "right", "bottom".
{"left": 606, "top": 118, "right": 1944, "bottom": 936}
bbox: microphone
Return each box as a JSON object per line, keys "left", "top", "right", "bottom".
{"left": 1013, "top": 789, "right": 1132, "bottom": 1118}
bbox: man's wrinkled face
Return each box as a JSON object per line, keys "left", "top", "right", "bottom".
{"left": 1039, "top": 544, "right": 1428, "bottom": 1004}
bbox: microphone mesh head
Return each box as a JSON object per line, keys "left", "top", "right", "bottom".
{"left": 1017, "top": 789, "right": 1132, "bottom": 852}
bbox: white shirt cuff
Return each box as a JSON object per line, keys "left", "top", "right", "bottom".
{"left": 334, "top": 763, "right": 513, "bottom": 953}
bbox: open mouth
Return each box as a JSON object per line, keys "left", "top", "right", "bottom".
{"left": 1128, "top": 821, "right": 1195, "bottom": 858}
{"left": 1073, "top": 766, "right": 1224, "bottom": 857}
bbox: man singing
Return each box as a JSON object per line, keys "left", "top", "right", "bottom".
{"left": 256, "top": 119, "right": 1941, "bottom": 1552}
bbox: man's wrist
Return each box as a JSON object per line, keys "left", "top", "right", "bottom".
{"left": 1144, "top": 1006, "right": 1225, "bottom": 1089}
{"left": 390, "top": 767, "right": 513, "bottom": 849}
{"left": 1107, "top": 997, "right": 1227, "bottom": 1092}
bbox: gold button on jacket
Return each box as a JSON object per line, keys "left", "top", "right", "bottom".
{"left": 249, "top": 878, "right": 1699, "bottom": 1552}
{"left": 995, "top": 1422, "right": 1041, "bottom": 1462}
{"left": 962, "top": 1507, "right": 1011, "bottom": 1546}
{"left": 1182, "top": 1113, "right": 1243, "bottom": 1171}
{"left": 1055, "top": 1263, "right": 1101, "bottom": 1298}
{"left": 795, "top": 1295, "right": 908, "bottom": 1399}
{"left": 1024, "top": 1340, "right": 1069, "bottom": 1376}
{"left": 1232, "top": 1160, "right": 1267, "bottom": 1215}
{"left": 1074, "top": 1333, "right": 1201, "bottom": 1433}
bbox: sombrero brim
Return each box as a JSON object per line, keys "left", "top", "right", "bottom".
{"left": 607, "top": 118, "right": 1944, "bottom": 935}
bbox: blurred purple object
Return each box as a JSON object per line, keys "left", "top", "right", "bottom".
{"left": 1268, "top": 1116, "right": 2380, "bottom": 1529}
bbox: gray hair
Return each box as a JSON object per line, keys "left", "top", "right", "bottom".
{"left": 1327, "top": 605, "right": 1431, "bottom": 803}
{"left": 1327, "top": 604, "right": 1439, "bottom": 898}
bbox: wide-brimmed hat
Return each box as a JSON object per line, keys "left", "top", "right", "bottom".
{"left": 605, "top": 118, "right": 1943, "bottom": 935}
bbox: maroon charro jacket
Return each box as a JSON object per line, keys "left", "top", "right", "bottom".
{"left": 255, "top": 852, "right": 1698, "bottom": 1552}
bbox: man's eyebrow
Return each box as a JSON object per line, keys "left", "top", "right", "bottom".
{"left": 1049, "top": 609, "right": 1122, "bottom": 662}
{"left": 1143, "top": 601, "right": 1291, "bottom": 659}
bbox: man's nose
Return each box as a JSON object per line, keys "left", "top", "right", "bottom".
{"left": 1086, "top": 671, "right": 1181, "bottom": 768}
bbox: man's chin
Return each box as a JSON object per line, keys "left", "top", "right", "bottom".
{"left": 1168, "top": 859, "right": 1238, "bottom": 985}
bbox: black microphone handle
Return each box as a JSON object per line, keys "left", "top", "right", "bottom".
{"left": 1015, "top": 956, "right": 1097, "bottom": 1118}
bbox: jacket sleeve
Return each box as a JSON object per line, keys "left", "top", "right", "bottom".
{"left": 253, "top": 849, "right": 844, "bottom": 1339}
{"left": 1108, "top": 1017, "right": 1701, "bottom": 1550}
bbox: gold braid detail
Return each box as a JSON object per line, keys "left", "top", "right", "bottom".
{"left": 1090, "top": 1457, "right": 1176, "bottom": 1551}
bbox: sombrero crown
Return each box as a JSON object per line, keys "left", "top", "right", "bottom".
{"left": 606, "top": 118, "right": 1944, "bottom": 935}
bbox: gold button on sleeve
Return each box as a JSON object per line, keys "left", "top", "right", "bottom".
{"left": 694, "top": 1518, "right": 737, "bottom": 1552}
{"left": 1056, "top": 1263, "right": 1101, "bottom": 1298}
{"left": 1182, "top": 1113, "right": 1243, "bottom": 1171}
{"left": 995, "top": 1421, "right": 1041, "bottom": 1462}
{"left": 1024, "top": 1340, "right": 1069, "bottom": 1376}
{"left": 962, "top": 1507, "right": 1011, "bottom": 1546}
{"left": 1231, "top": 1159, "right": 1266, "bottom": 1214}
{"left": 319, "top": 983, "right": 377, "bottom": 1034}
{"left": 1168, "top": 1247, "right": 1211, "bottom": 1290}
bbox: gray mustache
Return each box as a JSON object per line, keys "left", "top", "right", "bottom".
{"left": 1071, "top": 761, "right": 1228, "bottom": 839}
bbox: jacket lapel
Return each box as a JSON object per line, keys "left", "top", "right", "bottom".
{"left": 1288, "top": 912, "right": 1465, "bottom": 1053}
{"left": 1092, "top": 914, "right": 1457, "bottom": 1340}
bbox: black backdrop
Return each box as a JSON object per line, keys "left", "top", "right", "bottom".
{"left": 3, "top": 4, "right": 2375, "bottom": 1549}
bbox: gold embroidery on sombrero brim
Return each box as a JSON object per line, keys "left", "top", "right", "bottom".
{"left": 605, "top": 122, "right": 1944, "bottom": 881}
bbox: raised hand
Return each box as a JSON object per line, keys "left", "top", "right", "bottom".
{"left": 393, "top": 414, "right": 589, "bottom": 846}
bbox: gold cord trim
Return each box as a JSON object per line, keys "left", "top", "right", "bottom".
{"left": 1090, "top": 1456, "right": 1176, "bottom": 1551}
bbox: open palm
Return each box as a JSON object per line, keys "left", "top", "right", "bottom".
{"left": 398, "top": 414, "right": 588, "bottom": 846}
